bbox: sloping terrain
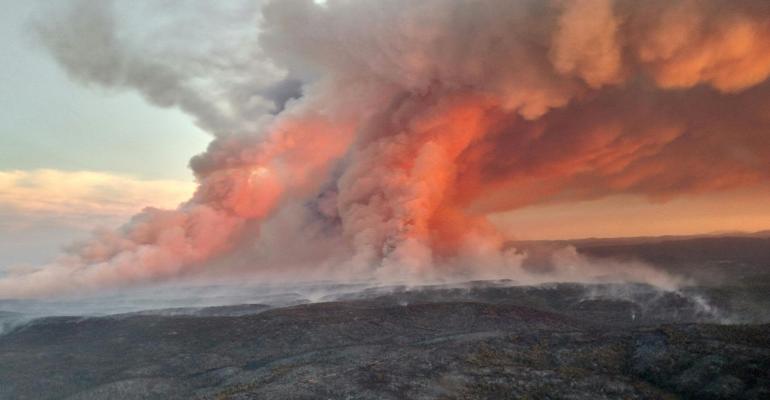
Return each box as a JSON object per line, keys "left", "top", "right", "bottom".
{"left": 2, "top": 234, "right": 770, "bottom": 399}
{"left": 0, "top": 287, "right": 769, "bottom": 400}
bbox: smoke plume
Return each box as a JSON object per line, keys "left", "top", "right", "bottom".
{"left": 2, "top": 0, "right": 770, "bottom": 297}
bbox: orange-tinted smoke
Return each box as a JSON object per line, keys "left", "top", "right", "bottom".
{"left": 2, "top": 0, "right": 770, "bottom": 297}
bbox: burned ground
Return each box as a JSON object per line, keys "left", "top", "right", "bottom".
{"left": 1, "top": 286, "right": 769, "bottom": 399}
{"left": 1, "top": 235, "right": 769, "bottom": 399}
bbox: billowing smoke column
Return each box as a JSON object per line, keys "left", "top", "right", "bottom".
{"left": 2, "top": 0, "right": 770, "bottom": 297}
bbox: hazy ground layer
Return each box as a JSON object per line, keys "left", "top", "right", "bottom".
{"left": 1, "top": 236, "right": 769, "bottom": 399}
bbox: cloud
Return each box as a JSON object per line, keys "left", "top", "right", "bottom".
{"left": 0, "top": 169, "right": 195, "bottom": 277}
{"left": 32, "top": 0, "right": 285, "bottom": 136}
{"left": 0, "top": 169, "right": 194, "bottom": 222}
{"left": 2, "top": 0, "right": 769, "bottom": 297}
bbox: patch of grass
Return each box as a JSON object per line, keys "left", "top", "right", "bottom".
{"left": 465, "top": 343, "right": 512, "bottom": 368}
{"left": 213, "top": 382, "right": 261, "bottom": 400}
{"left": 270, "top": 363, "right": 295, "bottom": 376}
{"left": 521, "top": 342, "right": 552, "bottom": 369}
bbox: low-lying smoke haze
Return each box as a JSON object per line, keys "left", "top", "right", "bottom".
{"left": 2, "top": 0, "right": 770, "bottom": 298}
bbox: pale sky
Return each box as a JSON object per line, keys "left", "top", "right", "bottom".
{"left": 0, "top": 1, "right": 210, "bottom": 180}
{"left": 0, "top": 1, "right": 206, "bottom": 269}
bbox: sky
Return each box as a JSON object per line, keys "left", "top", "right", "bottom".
{"left": 0, "top": 1, "right": 209, "bottom": 180}
{"left": 0, "top": 1, "right": 205, "bottom": 267}
{"left": 1, "top": 0, "right": 769, "bottom": 295}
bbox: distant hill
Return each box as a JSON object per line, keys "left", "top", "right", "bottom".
{"left": 509, "top": 234, "right": 770, "bottom": 286}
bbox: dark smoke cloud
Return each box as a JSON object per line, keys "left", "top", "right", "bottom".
{"left": 33, "top": 0, "right": 282, "bottom": 135}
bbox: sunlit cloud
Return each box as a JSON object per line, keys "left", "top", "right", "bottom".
{"left": 0, "top": 169, "right": 196, "bottom": 271}
{"left": 0, "top": 169, "right": 195, "bottom": 223}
